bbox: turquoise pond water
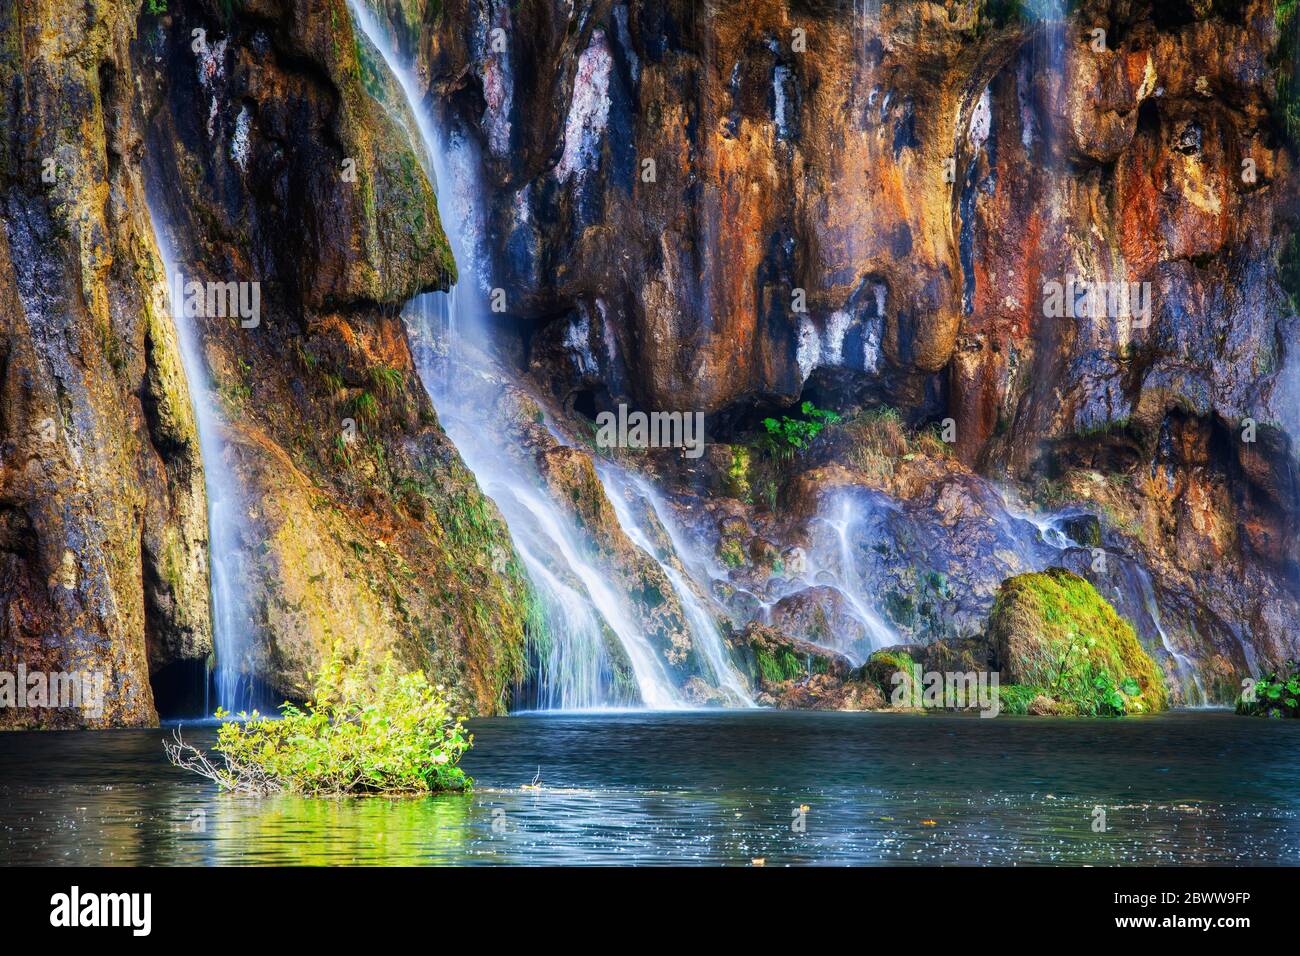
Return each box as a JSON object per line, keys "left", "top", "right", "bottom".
{"left": 1, "top": 709, "right": 1296, "bottom": 865}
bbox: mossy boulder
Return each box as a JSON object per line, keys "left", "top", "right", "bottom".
{"left": 739, "top": 624, "right": 844, "bottom": 686}
{"left": 989, "top": 569, "right": 1167, "bottom": 715}
{"left": 863, "top": 647, "right": 917, "bottom": 696}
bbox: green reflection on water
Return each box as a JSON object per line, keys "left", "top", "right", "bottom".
{"left": 207, "top": 791, "right": 477, "bottom": 865}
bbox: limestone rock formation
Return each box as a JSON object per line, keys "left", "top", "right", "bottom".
{"left": 0, "top": 0, "right": 211, "bottom": 727}
{"left": 0, "top": 0, "right": 531, "bottom": 726}
{"left": 400, "top": 0, "right": 1298, "bottom": 702}
{"left": 136, "top": 0, "right": 530, "bottom": 715}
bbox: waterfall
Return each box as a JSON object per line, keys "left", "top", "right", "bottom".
{"left": 145, "top": 203, "right": 256, "bottom": 713}
{"left": 809, "top": 495, "right": 898, "bottom": 660}
{"left": 348, "top": 1, "right": 759, "bottom": 710}
{"left": 1132, "top": 569, "right": 1209, "bottom": 707}
{"left": 854, "top": 0, "right": 881, "bottom": 33}
{"left": 598, "top": 468, "right": 755, "bottom": 706}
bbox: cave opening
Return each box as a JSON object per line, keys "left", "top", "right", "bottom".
{"left": 149, "top": 659, "right": 209, "bottom": 720}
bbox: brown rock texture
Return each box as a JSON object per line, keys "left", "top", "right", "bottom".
{"left": 394, "top": 0, "right": 1298, "bottom": 699}
{"left": 0, "top": 0, "right": 211, "bottom": 727}
{"left": 0, "top": 0, "right": 531, "bottom": 726}
{"left": 135, "top": 0, "right": 530, "bottom": 715}
{"left": 4, "top": 0, "right": 1299, "bottom": 723}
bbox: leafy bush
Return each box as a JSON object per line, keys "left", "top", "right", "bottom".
{"left": 165, "top": 651, "right": 473, "bottom": 795}
{"left": 759, "top": 401, "right": 841, "bottom": 461}
{"left": 1237, "top": 660, "right": 1300, "bottom": 718}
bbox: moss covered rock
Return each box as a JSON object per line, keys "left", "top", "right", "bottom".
{"left": 731, "top": 623, "right": 881, "bottom": 710}
{"left": 989, "top": 569, "right": 1167, "bottom": 715}
{"left": 863, "top": 647, "right": 917, "bottom": 697}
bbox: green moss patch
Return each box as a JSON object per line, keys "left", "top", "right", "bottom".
{"left": 989, "top": 568, "right": 1166, "bottom": 716}
{"left": 863, "top": 648, "right": 916, "bottom": 695}
{"left": 735, "top": 623, "right": 845, "bottom": 690}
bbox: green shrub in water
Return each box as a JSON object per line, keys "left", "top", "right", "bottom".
{"left": 165, "top": 650, "right": 472, "bottom": 795}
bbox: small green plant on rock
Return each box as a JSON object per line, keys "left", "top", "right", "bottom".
{"left": 164, "top": 649, "right": 473, "bottom": 795}
{"left": 1044, "top": 632, "right": 1130, "bottom": 716}
{"left": 369, "top": 365, "right": 405, "bottom": 400}
{"left": 350, "top": 390, "right": 379, "bottom": 427}
{"left": 725, "top": 445, "right": 752, "bottom": 502}
{"left": 759, "top": 401, "right": 841, "bottom": 462}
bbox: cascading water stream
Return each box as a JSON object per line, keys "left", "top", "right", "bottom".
{"left": 145, "top": 202, "right": 256, "bottom": 714}
{"left": 1133, "top": 569, "right": 1210, "bottom": 707}
{"left": 598, "top": 468, "right": 754, "bottom": 706}
{"left": 348, "top": 1, "right": 762, "bottom": 709}
{"left": 808, "top": 495, "right": 898, "bottom": 661}
{"left": 498, "top": 472, "right": 680, "bottom": 709}
{"left": 855, "top": 0, "right": 882, "bottom": 33}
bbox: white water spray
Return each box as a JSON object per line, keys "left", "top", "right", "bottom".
{"left": 816, "top": 496, "right": 897, "bottom": 658}
{"left": 599, "top": 468, "right": 754, "bottom": 706}
{"left": 1133, "top": 569, "right": 1210, "bottom": 707}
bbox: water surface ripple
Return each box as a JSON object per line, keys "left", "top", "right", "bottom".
{"left": 1, "top": 711, "right": 1295, "bottom": 865}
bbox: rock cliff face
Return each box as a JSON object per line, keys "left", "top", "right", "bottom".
{"left": 0, "top": 0, "right": 210, "bottom": 727}
{"left": 2, "top": 0, "right": 1297, "bottom": 724}
{"left": 396, "top": 0, "right": 1299, "bottom": 701}
{"left": 134, "top": 0, "right": 536, "bottom": 718}
{"left": 0, "top": 0, "right": 531, "bottom": 726}
{"left": 415, "top": 0, "right": 1297, "bottom": 440}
